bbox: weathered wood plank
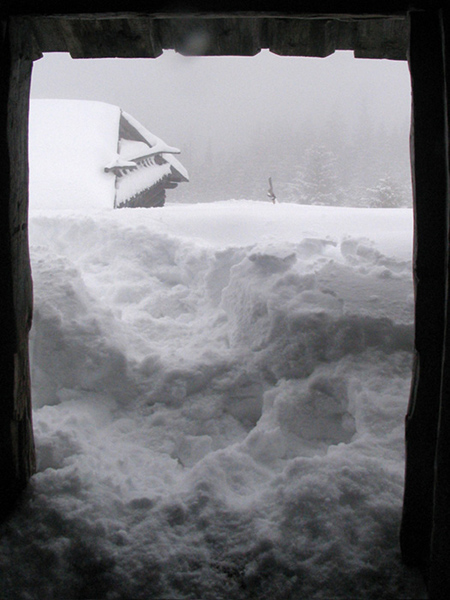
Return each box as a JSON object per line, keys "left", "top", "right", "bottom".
{"left": 267, "top": 18, "right": 338, "bottom": 56}
{"left": 0, "top": 1, "right": 414, "bottom": 20}
{"left": 0, "top": 17, "right": 35, "bottom": 518}
{"left": 400, "top": 8, "right": 448, "bottom": 576}
{"left": 352, "top": 17, "right": 409, "bottom": 59}
{"left": 159, "top": 17, "right": 263, "bottom": 56}
{"left": 25, "top": 14, "right": 408, "bottom": 60}
{"left": 428, "top": 8, "right": 450, "bottom": 599}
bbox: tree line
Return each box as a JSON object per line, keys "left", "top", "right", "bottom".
{"left": 173, "top": 111, "right": 412, "bottom": 208}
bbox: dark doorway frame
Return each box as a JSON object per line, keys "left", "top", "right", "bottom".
{"left": 1, "top": 3, "right": 449, "bottom": 598}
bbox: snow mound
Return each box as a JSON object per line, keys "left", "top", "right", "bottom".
{"left": 0, "top": 201, "right": 425, "bottom": 600}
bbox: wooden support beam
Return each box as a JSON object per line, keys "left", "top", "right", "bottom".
{"left": 26, "top": 14, "right": 408, "bottom": 60}
{"left": 0, "top": 18, "right": 35, "bottom": 518}
{"left": 400, "top": 8, "right": 448, "bottom": 581}
{"left": 0, "top": 1, "right": 414, "bottom": 20}
{"left": 428, "top": 8, "right": 450, "bottom": 599}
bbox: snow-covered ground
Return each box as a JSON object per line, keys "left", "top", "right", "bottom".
{"left": 0, "top": 199, "right": 427, "bottom": 599}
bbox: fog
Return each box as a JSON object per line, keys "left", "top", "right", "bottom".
{"left": 31, "top": 50, "right": 412, "bottom": 205}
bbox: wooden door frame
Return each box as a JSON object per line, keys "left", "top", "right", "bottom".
{"left": 1, "top": 4, "right": 449, "bottom": 597}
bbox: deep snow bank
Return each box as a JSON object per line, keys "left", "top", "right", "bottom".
{"left": 0, "top": 201, "right": 426, "bottom": 599}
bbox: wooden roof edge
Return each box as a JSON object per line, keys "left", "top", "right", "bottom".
{"left": 1, "top": 1, "right": 433, "bottom": 20}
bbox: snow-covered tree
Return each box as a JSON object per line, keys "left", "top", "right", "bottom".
{"left": 367, "top": 176, "right": 410, "bottom": 208}
{"left": 297, "top": 145, "right": 342, "bottom": 205}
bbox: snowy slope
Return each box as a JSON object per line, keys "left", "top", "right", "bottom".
{"left": 0, "top": 200, "right": 426, "bottom": 599}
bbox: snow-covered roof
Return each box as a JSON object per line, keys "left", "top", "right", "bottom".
{"left": 120, "top": 110, "right": 189, "bottom": 182}
{"left": 28, "top": 99, "right": 188, "bottom": 210}
{"left": 29, "top": 99, "right": 120, "bottom": 210}
{"left": 104, "top": 137, "right": 182, "bottom": 170}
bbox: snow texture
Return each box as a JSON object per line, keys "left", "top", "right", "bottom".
{"left": 0, "top": 197, "right": 427, "bottom": 599}
{"left": 28, "top": 99, "right": 119, "bottom": 210}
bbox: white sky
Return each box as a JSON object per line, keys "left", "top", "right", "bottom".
{"left": 31, "top": 50, "right": 412, "bottom": 154}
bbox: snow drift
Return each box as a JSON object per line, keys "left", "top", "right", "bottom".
{"left": 0, "top": 199, "right": 426, "bottom": 599}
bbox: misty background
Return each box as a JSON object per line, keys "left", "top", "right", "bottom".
{"left": 30, "top": 50, "right": 412, "bottom": 207}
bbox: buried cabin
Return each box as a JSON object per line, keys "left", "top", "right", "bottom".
{"left": 29, "top": 99, "right": 189, "bottom": 210}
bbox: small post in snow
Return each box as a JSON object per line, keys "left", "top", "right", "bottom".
{"left": 267, "top": 177, "right": 277, "bottom": 204}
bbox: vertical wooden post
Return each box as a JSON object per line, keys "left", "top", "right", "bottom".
{"left": 400, "top": 8, "right": 448, "bottom": 577}
{"left": 428, "top": 8, "right": 450, "bottom": 599}
{"left": 0, "top": 17, "right": 35, "bottom": 518}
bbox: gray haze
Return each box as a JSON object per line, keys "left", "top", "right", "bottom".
{"left": 30, "top": 50, "right": 412, "bottom": 205}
